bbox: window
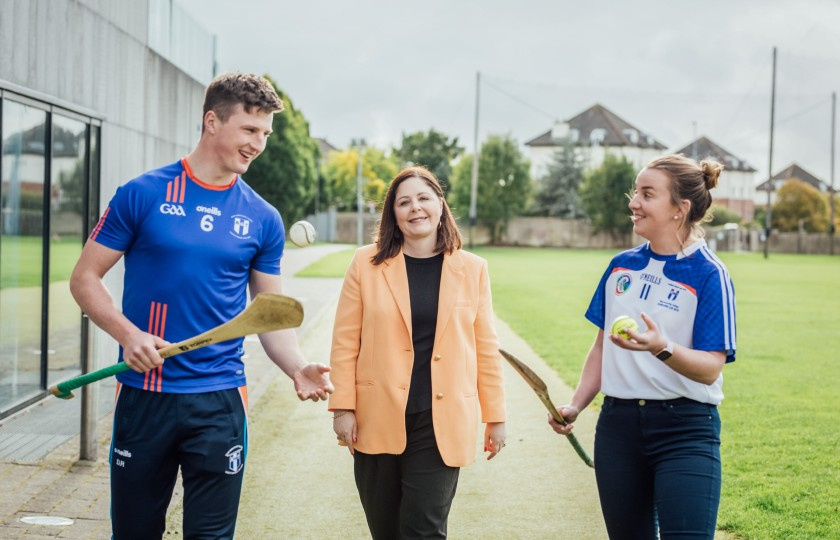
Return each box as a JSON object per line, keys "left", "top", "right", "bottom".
{"left": 622, "top": 128, "right": 639, "bottom": 144}
{"left": 590, "top": 128, "right": 606, "bottom": 146}
{"left": 0, "top": 92, "right": 100, "bottom": 417}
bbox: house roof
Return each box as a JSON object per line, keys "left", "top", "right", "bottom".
{"left": 755, "top": 163, "right": 827, "bottom": 191}
{"left": 313, "top": 137, "right": 339, "bottom": 156}
{"left": 525, "top": 103, "right": 667, "bottom": 150}
{"left": 672, "top": 136, "right": 756, "bottom": 173}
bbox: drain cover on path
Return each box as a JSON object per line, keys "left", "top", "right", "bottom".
{"left": 20, "top": 516, "right": 74, "bottom": 526}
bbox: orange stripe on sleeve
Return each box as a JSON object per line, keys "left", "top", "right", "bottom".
{"left": 179, "top": 171, "right": 187, "bottom": 203}
{"left": 90, "top": 207, "right": 110, "bottom": 240}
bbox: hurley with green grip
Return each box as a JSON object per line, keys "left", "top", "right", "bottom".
{"left": 49, "top": 293, "right": 304, "bottom": 399}
{"left": 500, "top": 349, "right": 595, "bottom": 468}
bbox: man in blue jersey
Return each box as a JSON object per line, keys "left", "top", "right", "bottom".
{"left": 70, "top": 72, "right": 333, "bottom": 540}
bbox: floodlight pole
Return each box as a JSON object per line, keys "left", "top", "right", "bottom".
{"left": 830, "top": 91, "right": 836, "bottom": 256}
{"left": 469, "top": 71, "right": 480, "bottom": 249}
{"left": 763, "top": 47, "right": 777, "bottom": 260}
{"left": 352, "top": 138, "right": 366, "bottom": 246}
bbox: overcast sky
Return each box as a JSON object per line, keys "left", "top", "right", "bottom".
{"left": 179, "top": 0, "right": 840, "bottom": 185}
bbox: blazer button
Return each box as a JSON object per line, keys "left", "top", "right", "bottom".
{"left": 436, "top": 392, "right": 444, "bottom": 399}
{"left": 434, "top": 354, "right": 442, "bottom": 361}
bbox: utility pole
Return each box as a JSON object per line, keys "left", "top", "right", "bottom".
{"left": 469, "top": 71, "right": 480, "bottom": 249}
{"left": 763, "top": 47, "right": 777, "bottom": 260}
{"left": 831, "top": 91, "right": 836, "bottom": 256}
{"left": 351, "top": 138, "right": 366, "bottom": 246}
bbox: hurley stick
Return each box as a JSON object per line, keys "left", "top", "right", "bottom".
{"left": 49, "top": 293, "right": 304, "bottom": 399}
{"left": 500, "top": 349, "right": 594, "bottom": 468}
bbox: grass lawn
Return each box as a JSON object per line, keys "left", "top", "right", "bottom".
{"left": 299, "top": 245, "right": 840, "bottom": 539}
{"left": 1, "top": 235, "right": 82, "bottom": 288}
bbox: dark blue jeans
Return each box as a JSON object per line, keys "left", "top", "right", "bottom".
{"left": 594, "top": 396, "right": 721, "bottom": 540}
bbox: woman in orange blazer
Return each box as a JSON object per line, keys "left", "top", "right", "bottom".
{"left": 330, "top": 166, "right": 506, "bottom": 539}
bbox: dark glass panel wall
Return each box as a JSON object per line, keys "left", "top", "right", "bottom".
{"left": 0, "top": 100, "right": 47, "bottom": 410}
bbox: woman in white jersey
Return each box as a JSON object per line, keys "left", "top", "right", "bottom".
{"left": 550, "top": 154, "right": 737, "bottom": 540}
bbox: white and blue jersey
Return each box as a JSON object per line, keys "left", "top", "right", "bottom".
{"left": 586, "top": 240, "right": 736, "bottom": 405}
{"left": 91, "top": 159, "right": 285, "bottom": 393}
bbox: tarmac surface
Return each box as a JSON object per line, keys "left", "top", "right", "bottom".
{"left": 0, "top": 243, "right": 609, "bottom": 539}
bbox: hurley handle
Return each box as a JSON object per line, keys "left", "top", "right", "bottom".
{"left": 49, "top": 362, "right": 129, "bottom": 399}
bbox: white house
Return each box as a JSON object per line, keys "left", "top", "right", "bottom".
{"left": 754, "top": 163, "right": 829, "bottom": 207}
{"left": 672, "top": 136, "right": 757, "bottom": 221}
{"left": 525, "top": 103, "right": 667, "bottom": 180}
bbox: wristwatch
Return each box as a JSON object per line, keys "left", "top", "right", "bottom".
{"left": 654, "top": 340, "right": 674, "bottom": 361}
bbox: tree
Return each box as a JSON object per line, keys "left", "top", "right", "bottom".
{"left": 579, "top": 153, "right": 636, "bottom": 241}
{"left": 395, "top": 129, "right": 463, "bottom": 194}
{"left": 449, "top": 134, "right": 531, "bottom": 244}
{"left": 243, "top": 75, "right": 319, "bottom": 225}
{"left": 708, "top": 204, "right": 742, "bottom": 227}
{"left": 771, "top": 179, "right": 828, "bottom": 232}
{"left": 322, "top": 146, "right": 398, "bottom": 210}
{"left": 531, "top": 138, "right": 585, "bottom": 217}
{"left": 825, "top": 191, "right": 839, "bottom": 234}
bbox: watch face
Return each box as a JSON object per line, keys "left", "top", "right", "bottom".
{"left": 656, "top": 350, "right": 672, "bottom": 361}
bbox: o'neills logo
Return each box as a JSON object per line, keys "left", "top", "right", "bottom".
{"left": 615, "top": 273, "right": 632, "bottom": 295}
{"left": 160, "top": 203, "right": 186, "bottom": 216}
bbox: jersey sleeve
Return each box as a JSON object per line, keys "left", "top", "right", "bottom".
{"left": 89, "top": 184, "right": 141, "bottom": 252}
{"left": 251, "top": 208, "right": 284, "bottom": 275}
{"left": 584, "top": 262, "right": 613, "bottom": 329}
{"left": 692, "top": 266, "right": 737, "bottom": 363}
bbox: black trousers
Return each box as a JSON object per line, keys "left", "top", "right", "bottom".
{"left": 354, "top": 409, "right": 460, "bottom": 539}
{"left": 110, "top": 385, "right": 247, "bottom": 540}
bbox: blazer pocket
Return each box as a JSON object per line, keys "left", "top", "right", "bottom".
{"left": 463, "top": 392, "right": 477, "bottom": 398}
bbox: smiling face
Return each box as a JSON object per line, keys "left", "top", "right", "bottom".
{"left": 628, "top": 167, "right": 689, "bottom": 248}
{"left": 205, "top": 103, "right": 274, "bottom": 176}
{"left": 393, "top": 176, "right": 443, "bottom": 242}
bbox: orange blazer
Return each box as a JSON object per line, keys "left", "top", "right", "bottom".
{"left": 328, "top": 244, "right": 506, "bottom": 467}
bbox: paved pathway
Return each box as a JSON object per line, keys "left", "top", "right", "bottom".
{"left": 1, "top": 243, "right": 609, "bottom": 539}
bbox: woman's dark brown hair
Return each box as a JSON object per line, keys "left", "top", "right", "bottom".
{"left": 371, "top": 166, "right": 462, "bottom": 265}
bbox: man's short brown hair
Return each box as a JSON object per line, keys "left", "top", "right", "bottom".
{"left": 203, "top": 72, "right": 284, "bottom": 126}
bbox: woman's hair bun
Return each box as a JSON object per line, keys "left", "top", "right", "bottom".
{"left": 699, "top": 160, "right": 723, "bottom": 190}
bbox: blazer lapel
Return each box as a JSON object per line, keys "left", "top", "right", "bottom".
{"left": 434, "top": 250, "right": 466, "bottom": 349}
{"left": 382, "top": 251, "right": 413, "bottom": 338}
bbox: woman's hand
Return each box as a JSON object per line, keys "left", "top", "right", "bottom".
{"left": 609, "top": 312, "right": 667, "bottom": 354}
{"left": 484, "top": 422, "right": 506, "bottom": 460}
{"left": 332, "top": 410, "right": 357, "bottom": 455}
{"left": 548, "top": 404, "right": 580, "bottom": 435}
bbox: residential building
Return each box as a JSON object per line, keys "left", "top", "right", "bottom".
{"left": 525, "top": 103, "right": 667, "bottom": 180}
{"left": 673, "top": 136, "right": 757, "bottom": 221}
{"left": 754, "top": 163, "right": 828, "bottom": 206}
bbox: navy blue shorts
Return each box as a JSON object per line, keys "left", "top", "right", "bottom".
{"left": 110, "top": 384, "right": 248, "bottom": 540}
{"left": 594, "top": 396, "right": 722, "bottom": 540}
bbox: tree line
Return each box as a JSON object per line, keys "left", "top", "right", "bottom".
{"left": 245, "top": 76, "right": 839, "bottom": 242}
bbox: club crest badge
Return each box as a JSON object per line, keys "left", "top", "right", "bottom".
{"left": 230, "top": 214, "right": 253, "bottom": 239}
{"left": 225, "top": 445, "right": 244, "bottom": 475}
{"left": 615, "top": 273, "right": 632, "bottom": 295}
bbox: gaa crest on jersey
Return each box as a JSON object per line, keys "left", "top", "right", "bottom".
{"left": 615, "top": 273, "right": 632, "bottom": 295}
{"left": 159, "top": 203, "right": 186, "bottom": 217}
{"left": 225, "top": 445, "right": 244, "bottom": 475}
{"left": 230, "top": 214, "right": 253, "bottom": 239}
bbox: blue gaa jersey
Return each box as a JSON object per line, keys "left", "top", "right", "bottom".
{"left": 90, "top": 159, "right": 284, "bottom": 393}
{"left": 586, "top": 240, "right": 736, "bottom": 405}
